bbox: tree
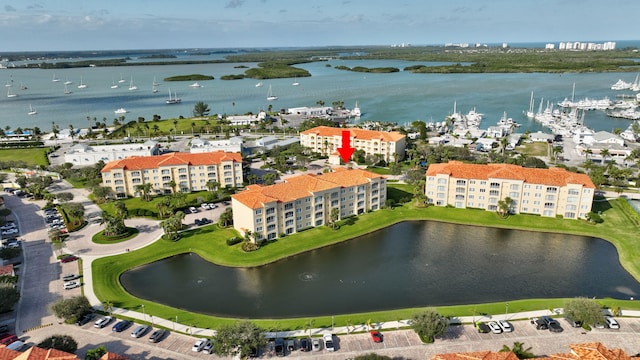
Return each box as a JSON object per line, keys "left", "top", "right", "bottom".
{"left": 218, "top": 207, "right": 233, "bottom": 227}
{"left": 50, "top": 296, "right": 92, "bottom": 323}
{"left": 134, "top": 183, "right": 153, "bottom": 201}
{"left": 329, "top": 207, "right": 340, "bottom": 229}
{"left": 92, "top": 186, "right": 113, "bottom": 203}
{"left": 262, "top": 172, "right": 277, "bottom": 185}
{"left": 0, "top": 281, "right": 20, "bottom": 313}
{"left": 193, "top": 101, "right": 211, "bottom": 117}
{"left": 212, "top": 321, "right": 266, "bottom": 358}
{"left": 84, "top": 345, "right": 108, "bottom": 360}
{"left": 354, "top": 354, "right": 393, "bottom": 360}
{"left": 56, "top": 192, "right": 74, "bottom": 203}
{"left": 500, "top": 341, "right": 535, "bottom": 359}
{"left": 206, "top": 180, "right": 220, "bottom": 193}
{"left": 38, "top": 335, "right": 78, "bottom": 354}
{"left": 564, "top": 297, "right": 605, "bottom": 327}
{"left": 410, "top": 309, "right": 448, "bottom": 343}
{"left": 497, "top": 197, "right": 514, "bottom": 218}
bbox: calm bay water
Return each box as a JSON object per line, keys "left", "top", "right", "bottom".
{"left": 1, "top": 57, "right": 639, "bottom": 133}
{"left": 120, "top": 221, "right": 640, "bottom": 318}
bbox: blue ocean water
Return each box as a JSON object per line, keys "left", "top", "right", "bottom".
{"left": 0, "top": 54, "right": 639, "bottom": 134}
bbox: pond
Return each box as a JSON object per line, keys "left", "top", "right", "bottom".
{"left": 120, "top": 221, "right": 640, "bottom": 318}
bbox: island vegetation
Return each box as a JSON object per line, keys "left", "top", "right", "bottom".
{"left": 334, "top": 65, "right": 400, "bottom": 73}
{"left": 138, "top": 54, "right": 177, "bottom": 59}
{"left": 163, "top": 74, "right": 214, "bottom": 81}
{"left": 220, "top": 74, "right": 245, "bottom": 80}
{"left": 243, "top": 61, "right": 312, "bottom": 79}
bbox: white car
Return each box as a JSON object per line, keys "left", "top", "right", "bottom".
{"left": 189, "top": 207, "right": 197, "bottom": 213}
{"left": 312, "top": 338, "right": 322, "bottom": 351}
{"left": 94, "top": 316, "right": 113, "bottom": 328}
{"left": 605, "top": 316, "right": 620, "bottom": 329}
{"left": 497, "top": 319, "right": 513, "bottom": 332}
{"left": 487, "top": 321, "right": 502, "bottom": 334}
{"left": 323, "top": 334, "right": 335, "bottom": 351}
{"left": 192, "top": 338, "right": 210, "bottom": 352}
{"left": 63, "top": 281, "right": 81, "bottom": 290}
{"left": 201, "top": 203, "right": 210, "bottom": 210}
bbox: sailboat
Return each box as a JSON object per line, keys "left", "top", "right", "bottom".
{"left": 77, "top": 76, "right": 87, "bottom": 89}
{"left": 525, "top": 91, "right": 535, "bottom": 119}
{"left": 64, "top": 78, "right": 72, "bottom": 85}
{"left": 52, "top": 74, "right": 60, "bottom": 82}
{"left": 118, "top": 73, "right": 126, "bottom": 83}
{"left": 28, "top": 104, "right": 37, "bottom": 115}
{"left": 152, "top": 84, "right": 158, "bottom": 93}
{"left": 255, "top": 81, "right": 263, "bottom": 87}
{"left": 6, "top": 87, "right": 17, "bottom": 98}
{"left": 165, "top": 88, "right": 181, "bottom": 104}
{"left": 350, "top": 100, "right": 361, "bottom": 118}
{"left": 128, "top": 77, "right": 138, "bottom": 91}
{"left": 292, "top": 76, "right": 299, "bottom": 86}
{"left": 5, "top": 76, "right": 13, "bottom": 87}
{"left": 266, "top": 85, "right": 278, "bottom": 101}
{"left": 64, "top": 83, "right": 72, "bottom": 94}
{"left": 152, "top": 77, "right": 160, "bottom": 86}
{"left": 110, "top": 78, "right": 119, "bottom": 89}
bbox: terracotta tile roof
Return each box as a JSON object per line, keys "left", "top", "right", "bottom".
{"left": 101, "top": 151, "right": 242, "bottom": 172}
{"left": 0, "top": 347, "right": 21, "bottom": 360}
{"left": 433, "top": 350, "right": 519, "bottom": 360}
{"left": 538, "top": 342, "right": 637, "bottom": 360}
{"left": 426, "top": 161, "right": 595, "bottom": 188}
{"left": 98, "top": 353, "right": 128, "bottom": 360}
{"left": 232, "top": 168, "right": 385, "bottom": 209}
{"left": 13, "top": 347, "right": 79, "bottom": 360}
{"left": 301, "top": 126, "right": 405, "bottom": 142}
{"left": 0, "top": 264, "right": 14, "bottom": 277}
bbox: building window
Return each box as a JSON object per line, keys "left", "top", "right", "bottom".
{"left": 490, "top": 182, "right": 500, "bottom": 189}
{"left": 545, "top": 194, "right": 555, "bottom": 201}
{"left": 510, "top": 184, "right": 519, "bottom": 190}
{"left": 568, "top": 189, "right": 580, "bottom": 195}
{"left": 509, "top": 192, "right": 519, "bottom": 198}
{"left": 544, "top": 202, "right": 554, "bottom": 209}
{"left": 546, "top": 187, "right": 557, "bottom": 193}
{"left": 456, "top": 180, "right": 466, "bottom": 185}
{"left": 437, "top": 178, "right": 447, "bottom": 184}
{"left": 489, "top": 190, "right": 499, "bottom": 196}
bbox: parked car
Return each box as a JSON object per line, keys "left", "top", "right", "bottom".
{"left": 497, "top": 320, "right": 513, "bottom": 332}
{"left": 0, "top": 334, "right": 18, "bottom": 346}
{"left": 274, "top": 338, "right": 285, "bottom": 357}
{"left": 605, "top": 316, "right": 620, "bottom": 329}
{"left": 62, "top": 274, "right": 79, "bottom": 282}
{"left": 192, "top": 338, "right": 210, "bottom": 352}
{"left": 94, "top": 316, "right": 113, "bottom": 328}
{"left": 299, "top": 337, "right": 311, "bottom": 351}
{"left": 487, "top": 321, "right": 502, "bottom": 334}
{"left": 112, "top": 320, "right": 132, "bottom": 332}
{"left": 323, "top": 334, "right": 335, "bottom": 351}
{"left": 530, "top": 317, "right": 548, "bottom": 330}
{"left": 63, "top": 281, "right": 81, "bottom": 290}
{"left": 189, "top": 207, "right": 197, "bottom": 213}
{"left": 148, "top": 329, "right": 167, "bottom": 343}
{"left": 312, "top": 337, "right": 322, "bottom": 351}
{"left": 60, "top": 255, "right": 79, "bottom": 263}
{"left": 6, "top": 340, "right": 24, "bottom": 351}
{"left": 475, "top": 321, "right": 490, "bottom": 333}
{"left": 541, "top": 316, "right": 563, "bottom": 333}
{"left": 203, "top": 339, "right": 214, "bottom": 354}
{"left": 75, "top": 313, "right": 94, "bottom": 326}
{"left": 131, "top": 325, "right": 150, "bottom": 338}
{"left": 564, "top": 316, "right": 583, "bottom": 328}
{"left": 370, "top": 330, "right": 383, "bottom": 343}
{"left": 201, "top": 203, "right": 210, "bottom": 210}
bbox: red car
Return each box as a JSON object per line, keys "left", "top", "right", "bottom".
{"left": 60, "top": 255, "right": 79, "bottom": 263}
{"left": 0, "top": 334, "right": 18, "bottom": 346}
{"left": 370, "top": 330, "right": 383, "bottom": 343}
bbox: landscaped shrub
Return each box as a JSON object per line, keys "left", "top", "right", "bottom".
{"left": 144, "top": 210, "right": 154, "bottom": 217}
{"left": 226, "top": 237, "right": 242, "bottom": 246}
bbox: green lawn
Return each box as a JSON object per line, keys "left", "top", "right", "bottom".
{"left": 518, "top": 142, "right": 548, "bottom": 157}
{"left": 99, "top": 191, "right": 221, "bottom": 218}
{"left": 0, "top": 148, "right": 49, "bottom": 167}
{"left": 91, "top": 187, "right": 640, "bottom": 331}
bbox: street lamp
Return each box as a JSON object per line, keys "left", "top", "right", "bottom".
{"left": 141, "top": 304, "right": 146, "bottom": 322}
{"left": 505, "top": 303, "right": 509, "bottom": 317}
{"left": 173, "top": 315, "right": 177, "bottom": 331}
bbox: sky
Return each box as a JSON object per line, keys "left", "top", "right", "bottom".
{"left": 0, "top": 0, "right": 638, "bottom": 52}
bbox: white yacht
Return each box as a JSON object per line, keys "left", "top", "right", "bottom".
{"left": 6, "top": 87, "right": 17, "bottom": 98}
{"left": 292, "top": 76, "right": 299, "bottom": 86}
{"left": 128, "top": 77, "right": 138, "bottom": 91}
{"left": 77, "top": 77, "right": 87, "bottom": 89}
{"left": 166, "top": 89, "right": 181, "bottom": 104}
{"left": 52, "top": 74, "right": 60, "bottom": 82}
{"left": 114, "top": 108, "right": 128, "bottom": 115}
{"left": 189, "top": 82, "right": 203, "bottom": 88}
{"left": 611, "top": 79, "right": 632, "bottom": 90}
{"left": 28, "top": 104, "right": 37, "bottom": 115}
{"left": 266, "top": 85, "right": 278, "bottom": 101}
{"left": 118, "top": 73, "right": 126, "bottom": 83}
{"left": 255, "top": 81, "right": 263, "bottom": 87}
{"left": 110, "top": 78, "right": 119, "bottom": 89}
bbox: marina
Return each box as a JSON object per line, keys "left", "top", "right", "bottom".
{"left": 0, "top": 58, "right": 639, "bottom": 136}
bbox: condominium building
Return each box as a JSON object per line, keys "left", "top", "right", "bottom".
{"left": 232, "top": 168, "right": 386, "bottom": 241}
{"left": 300, "top": 126, "right": 406, "bottom": 163}
{"left": 101, "top": 151, "right": 243, "bottom": 198}
{"left": 64, "top": 140, "right": 160, "bottom": 166}
{"left": 425, "top": 161, "right": 595, "bottom": 219}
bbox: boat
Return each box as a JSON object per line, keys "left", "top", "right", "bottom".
{"left": 64, "top": 84, "right": 72, "bottom": 94}
{"left": 118, "top": 73, "right": 126, "bottom": 83}
{"left": 525, "top": 91, "right": 535, "bottom": 119}
{"left": 152, "top": 84, "right": 158, "bottom": 93}
{"left": 28, "top": 104, "right": 37, "bottom": 115}
{"left": 292, "top": 77, "right": 299, "bottom": 86}
{"left": 165, "top": 88, "right": 181, "bottom": 104}
{"left": 266, "top": 85, "right": 278, "bottom": 101}
{"left": 6, "top": 87, "right": 17, "bottom": 98}
{"left": 350, "top": 100, "right": 361, "bottom": 117}
{"left": 114, "top": 108, "right": 128, "bottom": 115}
{"left": 64, "top": 79, "right": 72, "bottom": 85}
{"left": 52, "top": 74, "right": 60, "bottom": 82}
{"left": 20, "top": 82, "right": 27, "bottom": 90}
{"left": 5, "top": 76, "right": 13, "bottom": 87}
{"left": 255, "top": 81, "right": 263, "bottom": 87}
{"left": 611, "top": 79, "right": 632, "bottom": 91}
{"left": 77, "top": 77, "right": 87, "bottom": 89}
{"left": 189, "top": 82, "right": 202, "bottom": 88}
{"left": 110, "top": 79, "right": 118, "bottom": 89}
{"left": 128, "top": 77, "right": 138, "bottom": 91}
{"left": 152, "top": 77, "right": 160, "bottom": 86}
{"left": 630, "top": 74, "right": 640, "bottom": 92}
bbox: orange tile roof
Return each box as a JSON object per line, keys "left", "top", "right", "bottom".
{"left": 0, "top": 347, "right": 21, "bottom": 360}
{"left": 98, "top": 353, "right": 128, "bottom": 360}
{"left": 13, "top": 347, "right": 79, "bottom": 360}
{"left": 101, "top": 151, "right": 242, "bottom": 172}
{"left": 0, "top": 264, "right": 14, "bottom": 277}
{"left": 301, "top": 126, "right": 405, "bottom": 142}
{"left": 433, "top": 350, "right": 519, "bottom": 360}
{"left": 232, "top": 168, "right": 385, "bottom": 209}
{"left": 538, "top": 342, "right": 637, "bottom": 360}
{"left": 426, "top": 161, "right": 595, "bottom": 188}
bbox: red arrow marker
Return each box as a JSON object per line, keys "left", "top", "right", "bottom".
{"left": 337, "top": 130, "right": 354, "bottom": 163}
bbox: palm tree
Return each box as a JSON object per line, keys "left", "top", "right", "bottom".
{"left": 600, "top": 148, "right": 610, "bottom": 164}
{"left": 206, "top": 180, "right": 220, "bottom": 193}
{"left": 191, "top": 121, "right": 196, "bottom": 135}
{"left": 134, "top": 183, "right": 153, "bottom": 201}
{"left": 68, "top": 124, "right": 75, "bottom": 140}
{"left": 172, "top": 119, "right": 178, "bottom": 134}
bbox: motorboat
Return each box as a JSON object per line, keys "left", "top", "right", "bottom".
{"left": 189, "top": 82, "right": 203, "bottom": 88}
{"left": 611, "top": 79, "right": 632, "bottom": 90}
{"left": 114, "top": 108, "right": 128, "bottom": 115}
{"left": 255, "top": 82, "right": 263, "bottom": 87}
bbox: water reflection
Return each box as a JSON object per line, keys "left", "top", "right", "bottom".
{"left": 120, "top": 221, "right": 640, "bottom": 318}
